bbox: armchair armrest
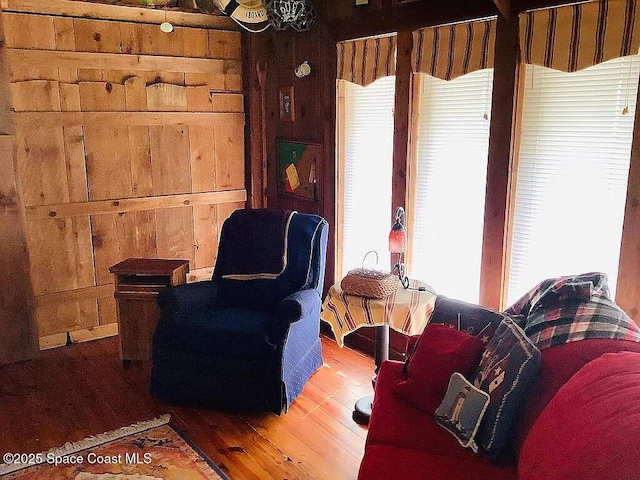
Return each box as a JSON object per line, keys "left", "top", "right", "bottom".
{"left": 275, "top": 289, "right": 322, "bottom": 325}
{"left": 157, "top": 280, "right": 217, "bottom": 324}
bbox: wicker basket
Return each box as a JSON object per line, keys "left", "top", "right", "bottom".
{"left": 341, "top": 268, "right": 397, "bottom": 299}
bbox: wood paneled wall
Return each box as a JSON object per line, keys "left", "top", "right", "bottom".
{"left": 3, "top": 1, "right": 246, "bottom": 350}
{"left": 244, "top": 26, "right": 336, "bottom": 278}
{"left": 0, "top": 6, "right": 39, "bottom": 365}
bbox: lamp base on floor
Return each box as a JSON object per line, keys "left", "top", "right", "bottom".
{"left": 352, "top": 395, "right": 373, "bottom": 425}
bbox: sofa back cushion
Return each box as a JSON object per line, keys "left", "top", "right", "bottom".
{"left": 393, "top": 324, "right": 484, "bottom": 415}
{"left": 519, "top": 352, "right": 640, "bottom": 480}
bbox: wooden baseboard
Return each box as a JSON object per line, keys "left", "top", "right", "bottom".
{"left": 39, "top": 324, "right": 119, "bottom": 350}
{"left": 39, "top": 333, "right": 68, "bottom": 350}
{"left": 69, "top": 324, "right": 118, "bottom": 344}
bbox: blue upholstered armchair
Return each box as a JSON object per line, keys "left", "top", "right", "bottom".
{"left": 150, "top": 209, "right": 328, "bottom": 413}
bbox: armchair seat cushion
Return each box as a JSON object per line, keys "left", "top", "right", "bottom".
{"left": 154, "top": 307, "right": 277, "bottom": 361}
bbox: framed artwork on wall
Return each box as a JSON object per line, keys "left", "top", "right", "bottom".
{"left": 277, "top": 139, "right": 321, "bottom": 201}
{"left": 279, "top": 86, "right": 295, "bottom": 122}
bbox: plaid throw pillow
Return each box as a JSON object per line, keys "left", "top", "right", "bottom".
{"left": 505, "top": 272, "right": 640, "bottom": 350}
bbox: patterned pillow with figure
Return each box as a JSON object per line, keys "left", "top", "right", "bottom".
{"left": 472, "top": 315, "right": 541, "bottom": 460}
{"left": 435, "top": 372, "right": 491, "bottom": 454}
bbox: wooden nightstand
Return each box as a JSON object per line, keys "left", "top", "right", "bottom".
{"left": 109, "top": 258, "right": 189, "bottom": 365}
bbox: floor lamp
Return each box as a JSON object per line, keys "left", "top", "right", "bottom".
{"left": 352, "top": 207, "right": 408, "bottom": 424}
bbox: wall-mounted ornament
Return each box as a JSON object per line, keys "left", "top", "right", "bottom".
{"left": 277, "top": 140, "right": 322, "bottom": 201}
{"left": 279, "top": 86, "right": 295, "bottom": 122}
{"left": 160, "top": 8, "right": 174, "bottom": 33}
{"left": 266, "top": 0, "right": 317, "bottom": 32}
{"left": 295, "top": 61, "right": 311, "bottom": 78}
{"left": 212, "top": 0, "right": 270, "bottom": 33}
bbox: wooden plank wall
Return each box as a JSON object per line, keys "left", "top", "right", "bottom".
{"left": 3, "top": 2, "right": 246, "bottom": 350}
{"left": 0, "top": 6, "right": 39, "bottom": 365}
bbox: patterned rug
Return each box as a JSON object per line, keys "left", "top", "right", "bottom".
{"left": 0, "top": 415, "right": 229, "bottom": 480}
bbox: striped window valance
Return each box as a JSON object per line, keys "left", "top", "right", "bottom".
{"left": 412, "top": 18, "right": 496, "bottom": 81}
{"left": 337, "top": 34, "right": 397, "bottom": 86}
{"left": 520, "top": 0, "right": 640, "bottom": 72}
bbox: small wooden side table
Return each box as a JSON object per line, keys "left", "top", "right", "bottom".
{"left": 321, "top": 278, "right": 436, "bottom": 424}
{"left": 109, "top": 258, "right": 189, "bottom": 365}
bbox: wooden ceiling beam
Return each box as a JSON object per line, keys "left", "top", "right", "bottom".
{"left": 513, "top": 0, "right": 596, "bottom": 14}
{"left": 1, "top": 0, "right": 236, "bottom": 29}
{"left": 493, "top": 0, "right": 510, "bottom": 18}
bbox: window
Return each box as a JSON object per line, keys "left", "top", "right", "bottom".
{"left": 507, "top": 56, "right": 640, "bottom": 304}
{"left": 409, "top": 69, "right": 494, "bottom": 303}
{"left": 338, "top": 76, "right": 396, "bottom": 277}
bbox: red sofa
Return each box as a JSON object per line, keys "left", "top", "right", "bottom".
{"left": 358, "top": 330, "right": 640, "bottom": 480}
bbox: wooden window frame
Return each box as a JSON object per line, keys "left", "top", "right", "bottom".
{"left": 335, "top": 80, "right": 347, "bottom": 280}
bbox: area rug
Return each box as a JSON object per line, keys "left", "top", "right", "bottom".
{"left": 0, "top": 415, "right": 229, "bottom": 480}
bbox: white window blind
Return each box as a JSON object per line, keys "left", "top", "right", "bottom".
{"left": 410, "top": 69, "right": 494, "bottom": 303}
{"left": 507, "top": 57, "right": 640, "bottom": 305}
{"left": 340, "top": 77, "right": 395, "bottom": 276}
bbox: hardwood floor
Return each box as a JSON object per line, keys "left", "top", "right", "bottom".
{"left": 0, "top": 335, "right": 375, "bottom": 479}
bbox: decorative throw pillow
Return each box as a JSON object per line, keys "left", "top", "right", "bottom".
{"left": 472, "top": 316, "right": 541, "bottom": 459}
{"left": 402, "top": 296, "right": 503, "bottom": 376}
{"left": 435, "top": 372, "right": 491, "bottom": 453}
{"left": 429, "top": 296, "right": 505, "bottom": 345}
{"left": 505, "top": 272, "right": 609, "bottom": 323}
{"left": 393, "top": 324, "right": 484, "bottom": 415}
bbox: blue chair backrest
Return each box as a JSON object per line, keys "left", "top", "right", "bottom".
{"left": 213, "top": 209, "right": 328, "bottom": 310}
